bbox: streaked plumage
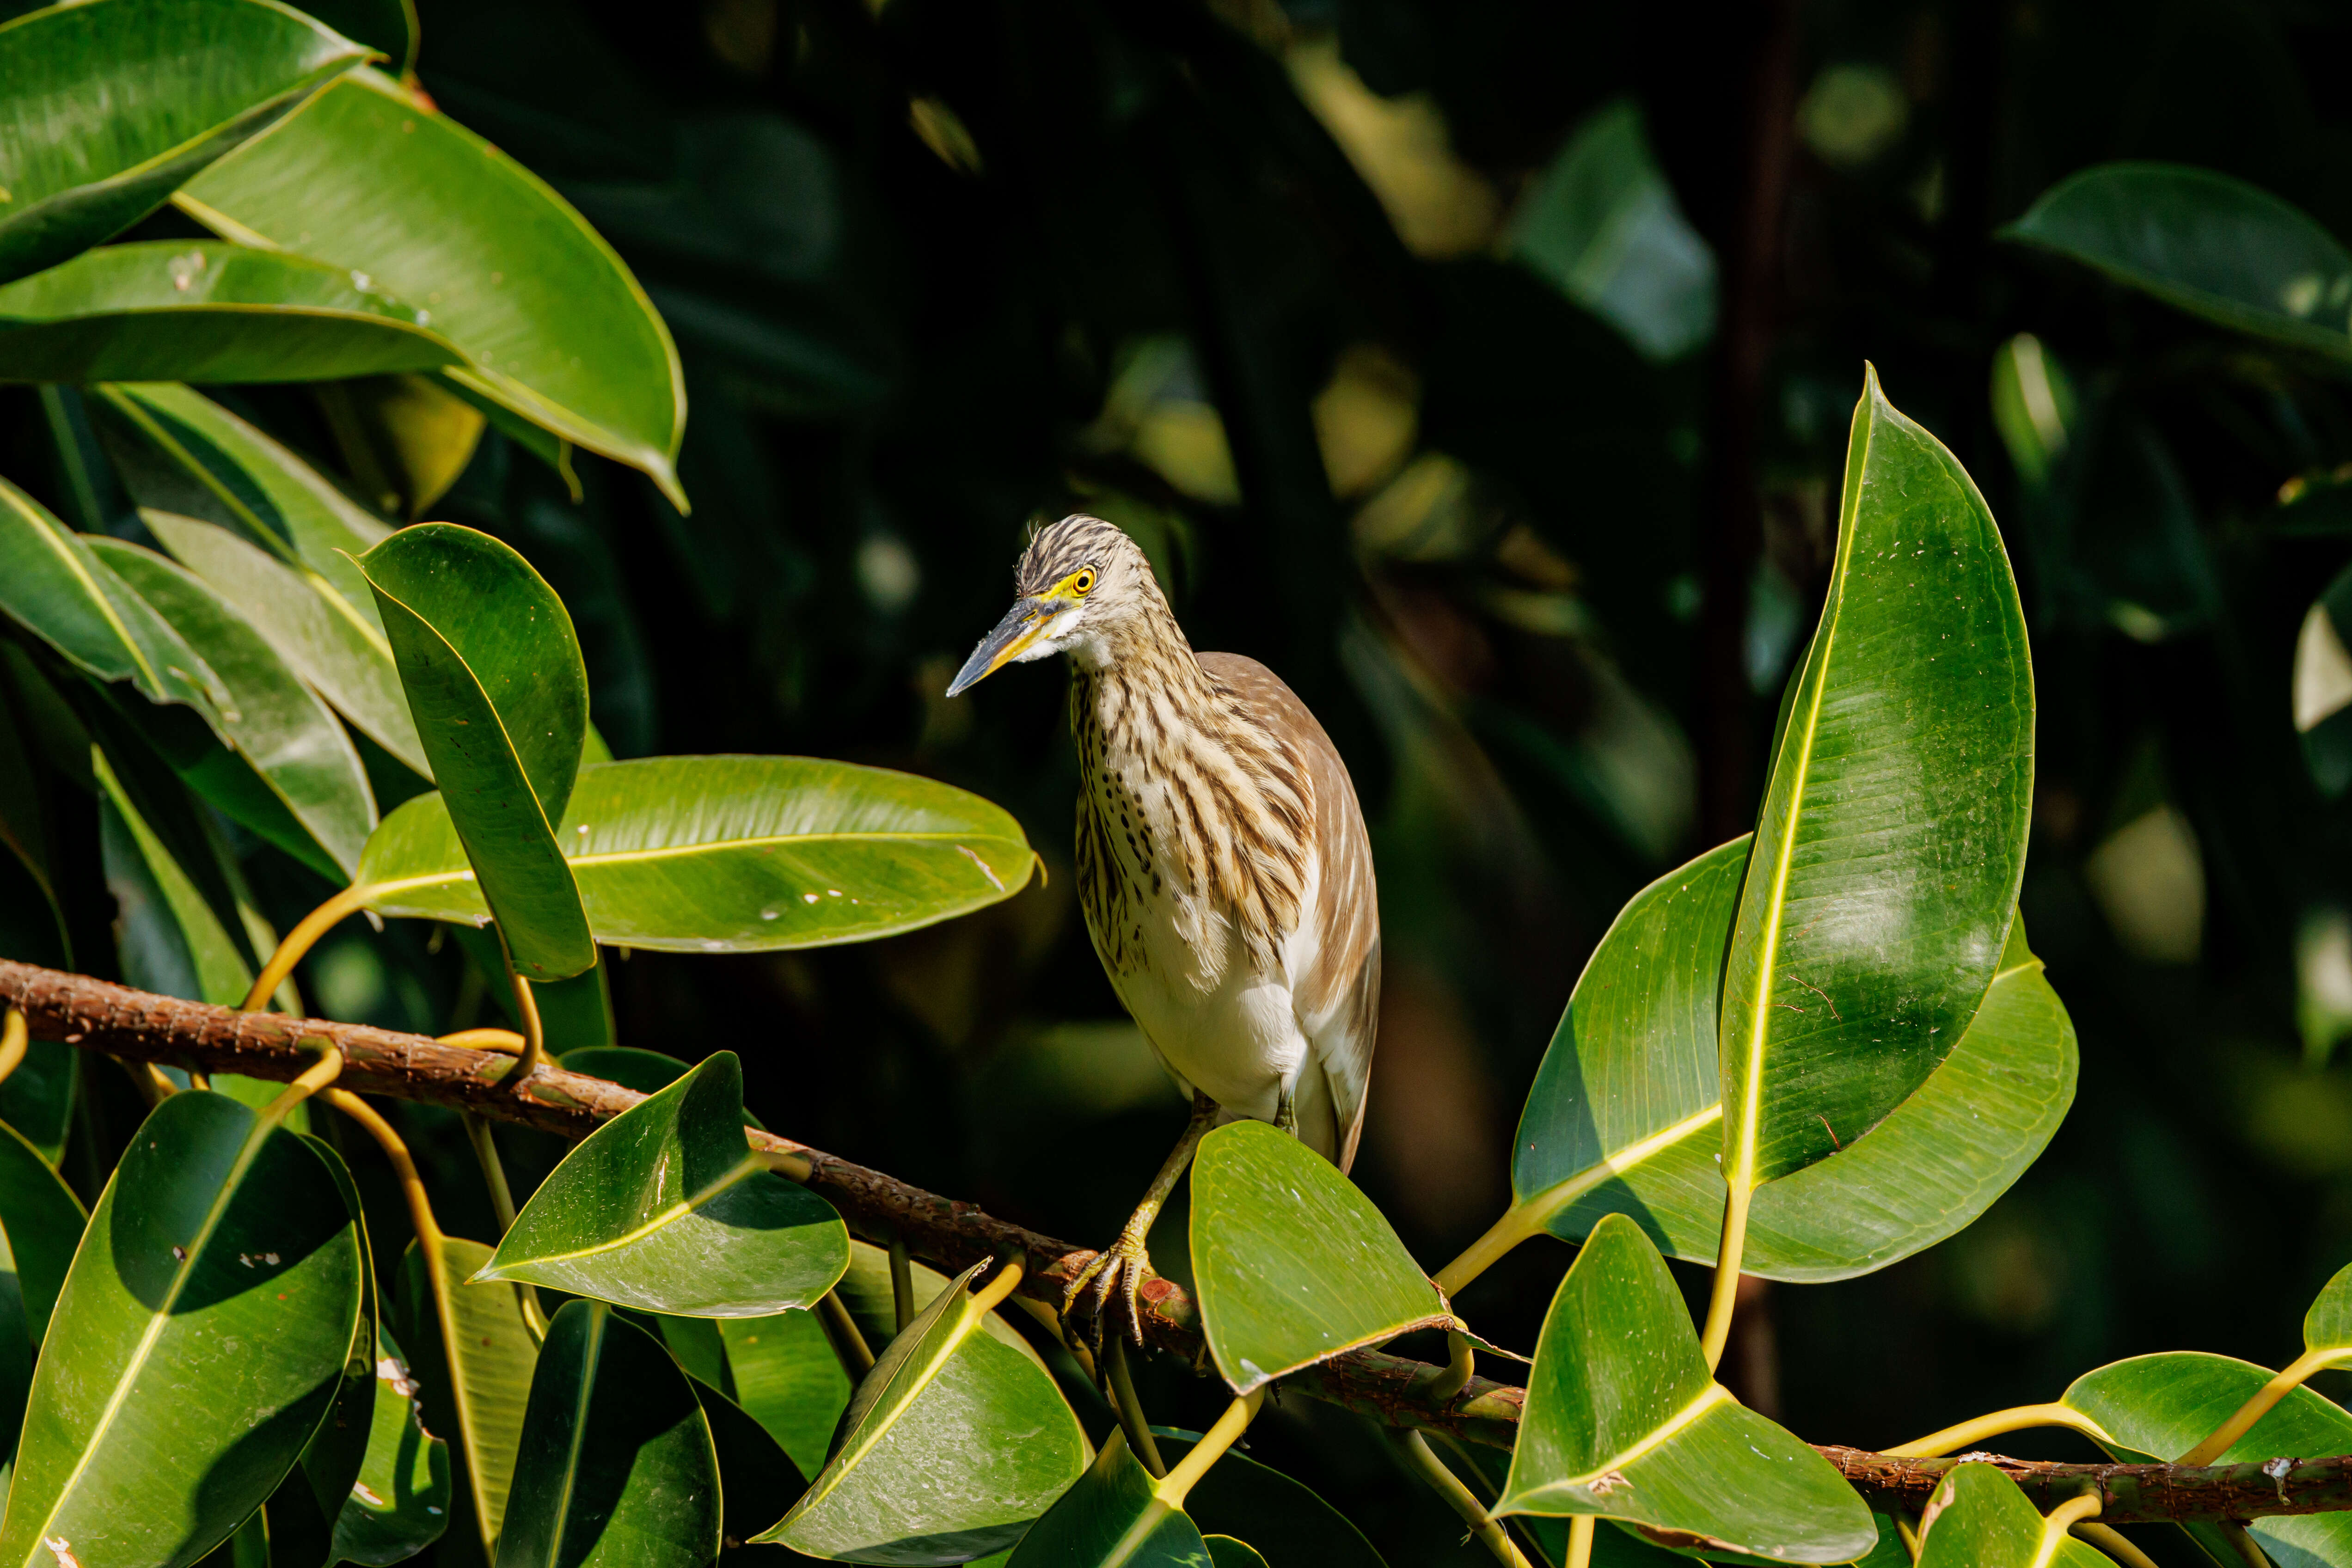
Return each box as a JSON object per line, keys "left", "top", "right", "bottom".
{"left": 948, "top": 514, "right": 1381, "bottom": 1331}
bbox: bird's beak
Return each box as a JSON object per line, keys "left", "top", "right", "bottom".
{"left": 947, "top": 598, "right": 1051, "bottom": 697}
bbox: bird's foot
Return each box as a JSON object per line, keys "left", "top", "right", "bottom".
{"left": 1061, "top": 1225, "right": 1155, "bottom": 1348}
{"left": 1275, "top": 1084, "right": 1298, "bottom": 1138}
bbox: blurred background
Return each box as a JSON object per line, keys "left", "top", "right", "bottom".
{"left": 33, "top": 0, "right": 2352, "bottom": 1560}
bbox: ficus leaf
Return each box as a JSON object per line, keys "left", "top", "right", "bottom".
{"left": 357, "top": 522, "right": 594, "bottom": 981}
{"left": 1495, "top": 1214, "right": 1876, "bottom": 1563}
{"left": 352, "top": 755, "right": 1038, "bottom": 952}
{"left": 478, "top": 1052, "right": 848, "bottom": 1317}
{"left": 396, "top": 1236, "right": 539, "bottom": 1567}
{"left": 1190, "top": 1120, "right": 1447, "bottom": 1394}
{"left": 1912, "top": 1464, "right": 2112, "bottom": 1568}
{"left": 1721, "top": 364, "right": 2032, "bottom": 1195}
{"left": 1151, "top": 1431, "right": 1388, "bottom": 1568}
{"left": 0, "top": 0, "right": 370, "bottom": 285}
{"left": 718, "top": 1308, "right": 850, "bottom": 1483}
{"left": 330, "top": 1325, "right": 450, "bottom": 1566}
{"left": 1003, "top": 1435, "right": 1213, "bottom": 1568}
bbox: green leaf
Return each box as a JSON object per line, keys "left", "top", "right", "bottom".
{"left": 295, "top": 0, "right": 417, "bottom": 79}
{"left": 179, "top": 69, "right": 688, "bottom": 505}
{"left": 395, "top": 1235, "right": 539, "bottom": 1566}
{"left": 0, "top": 1041, "right": 75, "bottom": 1167}
{"left": 88, "top": 537, "right": 376, "bottom": 877}
{"left": 0, "top": 1091, "right": 365, "bottom": 1568}
{"left": 2065, "top": 1352, "right": 2352, "bottom": 1567}
{"left": 331, "top": 1325, "right": 451, "bottom": 1567}
{"left": 0, "top": 0, "right": 370, "bottom": 286}
{"left": 0, "top": 478, "right": 221, "bottom": 716}
{"left": 141, "top": 509, "right": 425, "bottom": 778}
{"left": 2003, "top": 163, "right": 2352, "bottom": 360}
{"left": 2307, "top": 1260, "right": 2352, "bottom": 1355}
{"left": 354, "top": 755, "right": 1039, "bottom": 951}
{"left": 1151, "top": 1431, "right": 1387, "bottom": 1568}
{"left": 1003, "top": 1437, "right": 1213, "bottom": 1568}
{"left": 0, "top": 242, "right": 462, "bottom": 384}
{"left": 1206, "top": 1541, "right": 1269, "bottom": 1568}
{"left": 0, "top": 1121, "right": 88, "bottom": 1465}
{"left": 762, "top": 1260, "right": 1090, "bottom": 1562}
{"left": 1913, "top": 1464, "right": 2111, "bottom": 1568}
{"left": 718, "top": 1309, "right": 851, "bottom": 1482}
{"left": 497, "top": 1301, "right": 720, "bottom": 1568}
{"left": 1721, "top": 365, "right": 2033, "bottom": 1191}
{"left": 478, "top": 1052, "right": 848, "bottom": 1316}
{"left": 1190, "top": 1120, "right": 1446, "bottom": 1394}
{"left": 94, "top": 744, "right": 260, "bottom": 1007}
{"left": 689, "top": 1373, "right": 800, "bottom": 1542}
{"left": 1495, "top": 1214, "right": 1875, "bottom": 1562}
{"left": 2296, "top": 561, "right": 2352, "bottom": 800}
{"left": 357, "top": 522, "right": 593, "bottom": 981}
{"left": 1501, "top": 839, "right": 2075, "bottom": 1282}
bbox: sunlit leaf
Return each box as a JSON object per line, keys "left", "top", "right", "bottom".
{"left": 1720, "top": 365, "right": 2032, "bottom": 1199}
{"left": 89, "top": 536, "right": 376, "bottom": 878}
{"left": 353, "top": 755, "right": 1037, "bottom": 951}
{"left": 1495, "top": 1215, "right": 1875, "bottom": 1563}
{"left": 1003, "top": 1436, "right": 1212, "bottom": 1568}
{"left": 762, "top": 1260, "right": 1089, "bottom": 1563}
{"left": 179, "top": 68, "right": 688, "bottom": 505}
{"left": 0, "top": 1091, "right": 365, "bottom": 1567}
{"left": 1913, "top": 1464, "right": 2112, "bottom": 1568}
{"left": 0, "top": 0, "right": 369, "bottom": 285}
{"left": 92, "top": 742, "right": 261, "bottom": 1008}
{"left": 719, "top": 1307, "right": 850, "bottom": 1486}
{"left": 689, "top": 1373, "right": 799, "bottom": 1543}
{"left": 2004, "top": 163, "right": 2352, "bottom": 360}
{"left": 329, "top": 1325, "right": 450, "bottom": 1567}
{"left": 358, "top": 522, "right": 594, "bottom": 981}
{"left": 1191, "top": 1121, "right": 1446, "bottom": 1394}
{"left": 1501, "top": 838, "right": 2074, "bottom": 1282}
{"left": 479, "top": 1053, "right": 847, "bottom": 1316}
{"left": 395, "top": 1235, "right": 538, "bottom": 1567}
{"left": 496, "top": 1302, "right": 720, "bottom": 1568}
{"left": 0, "top": 1122, "right": 86, "bottom": 1467}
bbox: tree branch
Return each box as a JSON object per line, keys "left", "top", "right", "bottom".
{"left": 7, "top": 960, "right": 2352, "bottom": 1526}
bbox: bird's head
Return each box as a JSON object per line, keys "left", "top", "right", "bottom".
{"left": 946, "top": 515, "right": 1162, "bottom": 695}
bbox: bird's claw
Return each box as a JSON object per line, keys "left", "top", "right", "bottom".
{"left": 1061, "top": 1228, "right": 1153, "bottom": 1349}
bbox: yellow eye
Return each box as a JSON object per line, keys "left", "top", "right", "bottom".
{"left": 1072, "top": 568, "right": 1096, "bottom": 595}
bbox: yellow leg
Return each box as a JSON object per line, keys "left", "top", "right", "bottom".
{"left": 1063, "top": 1092, "right": 1217, "bottom": 1344}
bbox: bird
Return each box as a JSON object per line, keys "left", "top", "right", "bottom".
{"left": 946, "top": 514, "right": 1380, "bottom": 1341}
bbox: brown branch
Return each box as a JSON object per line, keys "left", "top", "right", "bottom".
{"left": 7, "top": 959, "right": 2352, "bottom": 1526}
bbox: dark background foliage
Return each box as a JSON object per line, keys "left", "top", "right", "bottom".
{"left": 20, "top": 0, "right": 2352, "bottom": 1561}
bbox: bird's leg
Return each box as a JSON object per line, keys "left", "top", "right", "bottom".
{"left": 1275, "top": 1083, "right": 1297, "bottom": 1137}
{"left": 1064, "top": 1090, "right": 1219, "bottom": 1345}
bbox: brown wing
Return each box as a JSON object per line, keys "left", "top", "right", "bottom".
{"left": 1199, "top": 653, "right": 1381, "bottom": 1172}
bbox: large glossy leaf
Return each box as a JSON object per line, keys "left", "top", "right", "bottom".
{"left": 396, "top": 1236, "right": 539, "bottom": 1567}
{"left": 1495, "top": 1215, "right": 1875, "bottom": 1562}
{"left": 354, "top": 755, "right": 1038, "bottom": 950}
{"left": 1004, "top": 1436, "right": 1213, "bottom": 1568}
{"left": 720, "top": 1309, "right": 852, "bottom": 1481}
{"left": 1913, "top": 1464, "right": 2111, "bottom": 1568}
{"left": 2065, "top": 1353, "right": 2352, "bottom": 1567}
{"left": 93, "top": 742, "right": 263, "bottom": 1008}
{"left": 0, "top": 1038, "right": 75, "bottom": 1167}
{"left": 0, "top": 478, "right": 220, "bottom": 716}
{"left": 358, "top": 523, "right": 593, "bottom": 981}
{"left": 0, "top": 1122, "right": 88, "bottom": 1465}
{"left": 1721, "top": 365, "right": 2032, "bottom": 1192}
{"left": 1191, "top": 1121, "right": 1446, "bottom": 1393}
{"left": 0, "top": 242, "right": 461, "bottom": 383}
{"left": 1152, "top": 1432, "right": 1387, "bottom": 1568}
{"left": 2004, "top": 164, "right": 2352, "bottom": 360}
{"left": 690, "top": 1374, "right": 800, "bottom": 1541}
{"left": 1497, "top": 838, "right": 2074, "bottom": 1283}
{"left": 332, "top": 1325, "right": 450, "bottom": 1566}
{"left": 0, "top": 1091, "right": 364, "bottom": 1568}
{"left": 762, "top": 1260, "right": 1090, "bottom": 1563}
{"left": 478, "top": 1052, "right": 847, "bottom": 1315}
{"left": 496, "top": 1301, "right": 720, "bottom": 1568}
{"left": 178, "top": 68, "right": 688, "bottom": 504}
{"left": 2306, "top": 1260, "right": 2352, "bottom": 1355}
{"left": 89, "top": 537, "right": 375, "bottom": 877}
{"left": 0, "top": 0, "right": 368, "bottom": 286}
{"left": 140, "top": 509, "right": 423, "bottom": 777}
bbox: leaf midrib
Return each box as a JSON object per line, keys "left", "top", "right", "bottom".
{"left": 16, "top": 1112, "right": 285, "bottom": 1564}
{"left": 504, "top": 1154, "right": 761, "bottom": 1270}
{"left": 546, "top": 1305, "right": 604, "bottom": 1566}
{"left": 363, "top": 828, "right": 1026, "bottom": 896}
{"left": 1547, "top": 1382, "right": 1734, "bottom": 1490}
{"left": 799, "top": 1299, "right": 983, "bottom": 1515}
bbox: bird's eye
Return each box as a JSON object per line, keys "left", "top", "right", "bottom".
{"left": 1072, "top": 568, "right": 1096, "bottom": 595}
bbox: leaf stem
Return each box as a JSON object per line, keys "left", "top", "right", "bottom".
{"left": 1105, "top": 1336, "right": 1166, "bottom": 1479}
{"left": 0, "top": 1008, "right": 25, "bottom": 1087}
{"left": 242, "top": 884, "right": 373, "bottom": 1013}
{"left": 1566, "top": 1515, "right": 1594, "bottom": 1568}
{"left": 889, "top": 1231, "right": 915, "bottom": 1332}
{"left": 2076, "top": 1523, "right": 2162, "bottom": 1568}
{"left": 257, "top": 1044, "right": 344, "bottom": 1127}
{"left": 1389, "top": 1428, "right": 1531, "bottom": 1568}
{"left": 1885, "top": 1403, "right": 2114, "bottom": 1458}
{"left": 506, "top": 962, "right": 546, "bottom": 1081}
{"left": 1158, "top": 1387, "right": 1265, "bottom": 1512}
{"left": 1427, "top": 1329, "right": 1475, "bottom": 1403}
{"left": 439, "top": 1028, "right": 524, "bottom": 1054}
{"left": 818, "top": 1291, "right": 875, "bottom": 1378}
{"left": 2180, "top": 1349, "right": 2342, "bottom": 1465}
{"left": 1433, "top": 1207, "right": 1538, "bottom": 1298}
{"left": 461, "top": 1112, "right": 521, "bottom": 1233}
{"left": 1699, "top": 1182, "right": 1753, "bottom": 1372}
{"left": 1895, "top": 1516, "right": 1921, "bottom": 1562}
{"left": 327, "top": 1088, "right": 445, "bottom": 1251}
